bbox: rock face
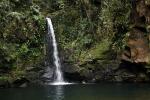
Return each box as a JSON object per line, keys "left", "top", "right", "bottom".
{"left": 122, "top": 0, "right": 150, "bottom": 64}
{"left": 63, "top": 0, "right": 150, "bottom": 83}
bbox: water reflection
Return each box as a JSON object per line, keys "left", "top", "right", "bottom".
{"left": 51, "top": 86, "right": 64, "bottom": 100}
{"left": 1, "top": 83, "right": 150, "bottom": 100}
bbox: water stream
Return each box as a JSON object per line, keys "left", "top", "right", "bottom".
{"left": 46, "top": 18, "right": 70, "bottom": 85}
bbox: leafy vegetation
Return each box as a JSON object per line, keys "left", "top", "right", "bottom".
{"left": 0, "top": 0, "right": 45, "bottom": 82}
{"left": 51, "top": 0, "right": 131, "bottom": 64}
{"left": 3, "top": 0, "right": 149, "bottom": 84}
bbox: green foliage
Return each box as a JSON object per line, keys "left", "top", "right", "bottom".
{"left": 79, "top": 39, "right": 111, "bottom": 63}
{"left": 0, "top": 0, "right": 131, "bottom": 82}
{"left": 111, "top": 0, "right": 131, "bottom": 51}
{"left": 50, "top": 0, "right": 131, "bottom": 65}
{"left": 0, "top": 0, "right": 46, "bottom": 81}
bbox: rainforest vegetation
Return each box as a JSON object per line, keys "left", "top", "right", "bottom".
{"left": 0, "top": 0, "right": 150, "bottom": 87}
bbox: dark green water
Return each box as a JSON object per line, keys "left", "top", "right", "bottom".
{"left": 0, "top": 83, "right": 150, "bottom": 100}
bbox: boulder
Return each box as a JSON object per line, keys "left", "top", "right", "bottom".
{"left": 122, "top": 0, "right": 150, "bottom": 64}
{"left": 0, "top": 79, "right": 9, "bottom": 88}
{"left": 12, "top": 78, "right": 29, "bottom": 88}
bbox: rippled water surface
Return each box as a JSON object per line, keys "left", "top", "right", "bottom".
{"left": 0, "top": 83, "right": 150, "bottom": 100}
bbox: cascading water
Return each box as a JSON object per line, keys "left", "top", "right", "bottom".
{"left": 46, "top": 18, "right": 70, "bottom": 85}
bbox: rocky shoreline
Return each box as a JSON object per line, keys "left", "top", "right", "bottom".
{"left": 0, "top": 59, "right": 149, "bottom": 88}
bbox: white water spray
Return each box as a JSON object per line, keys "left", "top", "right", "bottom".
{"left": 46, "top": 18, "right": 71, "bottom": 85}
{"left": 46, "top": 18, "right": 64, "bottom": 83}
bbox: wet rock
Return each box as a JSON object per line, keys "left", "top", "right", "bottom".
{"left": 0, "top": 80, "right": 9, "bottom": 88}
{"left": 63, "top": 62, "right": 85, "bottom": 82}
{"left": 12, "top": 78, "right": 29, "bottom": 88}
{"left": 114, "top": 75, "right": 123, "bottom": 82}
{"left": 63, "top": 59, "right": 121, "bottom": 82}
{"left": 19, "top": 83, "right": 27, "bottom": 88}
{"left": 136, "top": 73, "right": 149, "bottom": 82}
{"left": 41, "top": 66, "right": 54, "bottom": 83}
{"left": 64, "top": 72, "right": 85, "bottom": 82}
{"left": 114, "top": 69, "right": 136, "bottom": 82}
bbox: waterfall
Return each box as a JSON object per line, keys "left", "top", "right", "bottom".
{"left": 46, "top": 18, "right": 65, "bottom": 84}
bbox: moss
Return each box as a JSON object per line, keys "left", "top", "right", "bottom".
{"left": 78, "top": 39, "right": 111, "bottom": 64}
